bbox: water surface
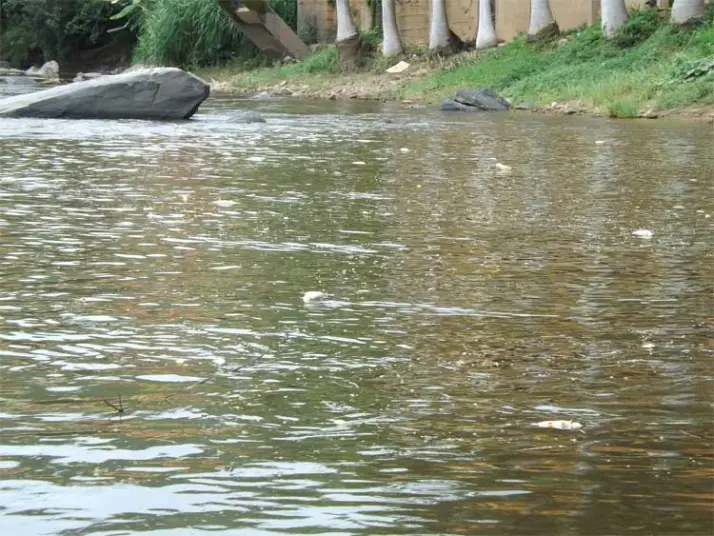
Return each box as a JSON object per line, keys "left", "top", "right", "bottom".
{"left": 1, "top": 96, "right": 712, "bottom": 535}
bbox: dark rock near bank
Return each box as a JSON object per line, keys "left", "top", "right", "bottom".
{"left": 453, "top": 88, "right": 511, "bottom": 111}
{"left": 0, "top": 67, "right": 210, "bottom": 120}
{"left": 441, "top": 99, "right": 481, "bottom": 112}
{"left": 229, "top": 110, "right": 266, "bottom": 124}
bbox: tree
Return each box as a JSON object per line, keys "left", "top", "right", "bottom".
{"left": 335, "top": 0, "right": 363, "bottom": 64}
{"left": 528, "top": 0, "right": 559, "bottom": 40}
{"left": 336, "top": 0, "right": 357, "bottom": 42}
{"left": 601, "top": 0, "right": 628, "bottom": 38}
{"left": 428, "top": 0, "right": 463, "bottom": 55}
{"left": 671, "top": 0, "right": 706, "bottom": 25}
{"left": 382, "top": 0, "right": 403, "bottom": 57}
{"left": 476, "top": 0, "right": 497, "bottom": 50}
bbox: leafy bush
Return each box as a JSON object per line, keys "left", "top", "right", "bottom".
{"left": 133, "top": 0, "right": 297, "bottom": 68}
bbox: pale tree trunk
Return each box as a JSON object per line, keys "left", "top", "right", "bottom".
{"left": 336, "top": 0, "right": 358, "bottom": 42}
{"left": 671, "top": 0, "right": 706, "bottom": 24}
{"left": 336, "top": 0, "right": 364, "bottom": 65}
{"left": 476, "top": 0, "right": 497, "bottom": 50}
{"left": 601, "top": 0, "right": 628, "bottom": 38}
{"left": 528, "top": 0, "right": 559, "bottom": 39}
{"left": 429, "top": 0, "right": 451, "bottom": 52}
{"left": 381, "top": 0, "right": 403, "bottom": 57}
{"left": 429, "top": 0, "right": 463, "bottom": 55}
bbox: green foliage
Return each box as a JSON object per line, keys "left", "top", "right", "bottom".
{"left": 133, "top": 0, "right": 297, "bottom": 68}
{"left": 0, "top": 0, "right": 115, "bottom": 65}
{"left": 610, "top": 9, "right": 663, "bottom": 48}
{"left": 670, "top": 56, "right": 714, "bottom": 82}
{"left": 608, "top": 99, "right": 640, "bottom": 118}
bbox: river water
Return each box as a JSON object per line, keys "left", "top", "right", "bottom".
{"left": 0, "top": 96, "right": 712, "bottom": 535}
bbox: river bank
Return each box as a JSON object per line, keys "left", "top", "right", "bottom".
{"left": 198, "top": 10, "right": 714, "bottom": 122}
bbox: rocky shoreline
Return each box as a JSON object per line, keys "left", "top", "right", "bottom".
{"left": 208, "top": 76, "right": 714, "bottom": 123}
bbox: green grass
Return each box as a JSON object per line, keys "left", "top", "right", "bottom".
{"left": 399, "top": 8, "right": 714, "bottom": 115}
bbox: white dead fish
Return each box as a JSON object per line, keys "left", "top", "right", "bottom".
{"left": 302, "top": 291, "right": 328, "bottom": 303}
{"left": 495, "top": 162, "right": 512, "bottom": 172}
{"left": 632, "top": 229, "right": 654, "bottom": 239}
{"left": 534, "top": 420, "right": 583, "bottom": 431}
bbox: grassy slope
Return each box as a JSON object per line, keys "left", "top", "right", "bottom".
{"left": 401, "top": 10, "right": 714, "bottom": 117}
{"left": 204, "top": 9, "right": 714, "bottom": 118}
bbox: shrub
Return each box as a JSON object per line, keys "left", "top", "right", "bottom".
{"left": 133, "top": 0, "right": 297, "bottom": 68}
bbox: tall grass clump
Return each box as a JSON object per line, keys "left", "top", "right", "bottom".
{"left": 134, "top": 0, "right": 297, "bottom": 68}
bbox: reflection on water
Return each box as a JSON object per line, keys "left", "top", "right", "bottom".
{"left": 0, "top": 96, "right": 712, "bottom": 535}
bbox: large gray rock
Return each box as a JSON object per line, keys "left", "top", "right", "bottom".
{"left": 0, "top": 67, "right": 210, "bottom": 120}
{"left": 441, "top": 88, "right": 511, "bottom": 112}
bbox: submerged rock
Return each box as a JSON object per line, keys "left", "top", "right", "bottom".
{"left": 0, "top": 76, "right": 42, "bottom": 97}
{"left": 73, "top": 72, "right": 104, "bottom": 83}
{"left": 0, "top": 67, "right": 210, "bottom": 120}
{"left": 229, "top": 110, "right": 266, "bottom": 124}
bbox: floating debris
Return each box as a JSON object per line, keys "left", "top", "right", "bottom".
{"left": 534, "top": 420, "right": 583, "bottom": 431}
{"left": 632, "top": 229, "right": 654, "bottom": 239}
{"left": 302, "top": 291, "right": 328, "bottom": 303}
{"left": 495, "top": 162, "right": 512, "bottom": 172}
{"left": 400, "top": 148, "right": 410, "bottom": 153}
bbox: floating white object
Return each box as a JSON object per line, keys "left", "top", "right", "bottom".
{"left": 302, "top": 291, "right": 328, "bottom": 303}
{"left": 213, "top": 200, "right": 236, "bottom": 208}
{"left": 495, "top": 162, "right": 512, "bottom": 172}
{"left": 400, "top": 148, "right": 410, "bottom": 153}
{"left": 595, "top": 140, "right": 605, "bottom": 145}
{"left": 535, "top": 420, "right": 583, "bottom": 430}
{"left": 632, "top": 229, "right": 654, "bottom": 239}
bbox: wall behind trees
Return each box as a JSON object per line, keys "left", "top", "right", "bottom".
{"left": 298, "top": 0, "right": 664, "bottom": 47}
